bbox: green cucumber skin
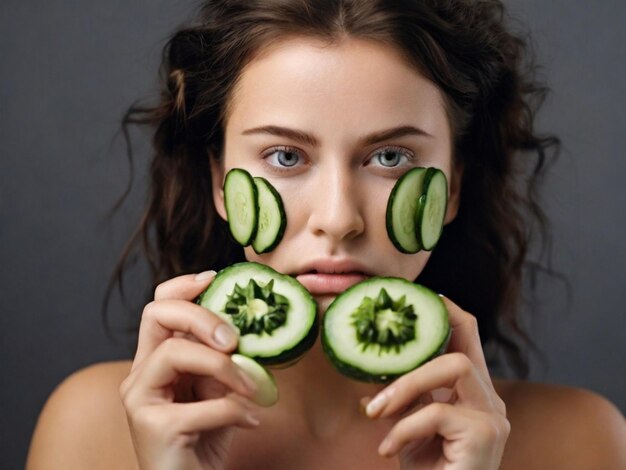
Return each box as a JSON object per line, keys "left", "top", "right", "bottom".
{"left": 322, "top": 324, "right": 450, "bottom": 383}
{"left": 251, "top": 177, "right": 287, "bottom": 255}
{"left": 197, "top": 262, "right": 318, "bottom": 366}
{"left": 256, "top": 317, "right": 319, "bottom": 366}
{"left": 415, "top": 193, "right": 429, "bottom": 249}
{"left": 385, "top": 167, "right": 425, "bottom": 254}
{"left": 224, "top": 169, "right": 259, "bottom": 247}
{"left": 415, "top": 168, "right": 448, "bottom": 252}
{"left": 321, "top": 277, "right": 450, "bottom": 383}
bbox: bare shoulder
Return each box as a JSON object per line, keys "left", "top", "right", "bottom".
{"left": 27, "top": 360, "right": 137, "bottom": 470}
{"left": 495, "top": 379, "right": 626, "bottom": 470}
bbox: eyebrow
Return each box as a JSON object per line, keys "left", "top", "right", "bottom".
{"left": 362, "top": 126, "right": 434, "bottom": 145}
{"left": 241, "top": 125, "right": 433, "bottom": 147}
{"left": 242, "top": 125, "right": 319, "bottom": 146}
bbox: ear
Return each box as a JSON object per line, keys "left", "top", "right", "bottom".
{"left": 209, "top": 155, "right": 227, "bottom": 221}
{"left": 444, "top": 159, "right": 463, "bottom": 224}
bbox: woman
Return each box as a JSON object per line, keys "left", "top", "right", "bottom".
{"left": 27, "top": 1, "right": 626, "bottom": 468}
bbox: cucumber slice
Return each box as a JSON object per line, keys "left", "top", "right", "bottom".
{"left": 386, "top": 167, "right": 427, "bottom": 253}
{"left": 224, "top": 169, "right": 258, "bottom": 246}
{"left": 416, "top": 168, "right": 448, "bottom": 251}
{"left": 322, "top": 277, "right": 450, "bottom": 383}
{"left": 251, "top": 177, "right": 287, "bottom": 254}
{"left": 231, "top": 354, "right": 278, "bottom": 407}
{"left": 198, "top": 262, "right": 318, "bottom": 365}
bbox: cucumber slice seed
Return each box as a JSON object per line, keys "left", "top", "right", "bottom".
{"left": 231, "top": 354, "right": 278, "bottom": 407}
{"left": 322, "top": 277, "right": 450, "bottom": 383}
{"left": 198, "top": 262, "right": 318, "bottom": 365}
{"left": 416, "top": 168, "right": 448, "bottom": 251}
{"left": 351, "top": 288, "right": 418, "bottom": 353}
{"left": 385, "top": 167, "right": 427, "bottom": 253}
{"left": 224, "top": 169, "right": 258, "bottom": 246}
{"left": 252, "top": 177, "right": 287, "bottom": 254}
{"left": 223, "top": 278, "right": 288, "bottom": 335}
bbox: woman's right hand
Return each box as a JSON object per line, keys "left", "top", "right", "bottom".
{"left": 119, "top": 271, "right": 260, "bottom": 470}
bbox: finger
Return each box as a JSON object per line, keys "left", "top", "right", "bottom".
{"left": 192, "top": 375, "right": 229, "bottom": 401}
{"left": 153, "top": 271, "right": 216, "bottom": 301}
{"left": 365, "top": 353, "right": 494, "bottom": 418}
{"left": 361, "top": 390, "right": 435, "bottom": 418}
{"left": 134, "top": 299, "right": 239, "bottom": 369}
{"left": 125, "top": 338, "right": 256, "bottom": 406}
{"left": 378, "top": 402, "right": 509, "bottom": 458}
{"left": 162, "top": 395, "right": 261, "bottom": 434}
{"left": 440, "top": 295, "right": 491, "bottom": 382}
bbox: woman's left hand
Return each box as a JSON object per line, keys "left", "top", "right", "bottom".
{"left": 363, "top": 296, "right": 510, "bottom": 470}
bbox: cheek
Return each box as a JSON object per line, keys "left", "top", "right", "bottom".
{"left": 269, "top": 179, "right": 311, "bottom": 229}
{"left": 243, "top": 246, "right": 261, "bottom": 263}
{"left": 384, "top": 250, "right": 431, "bottom": 281}
{"left": 363, "top": 197, "right": 434, "bottom": 281}
{"left": 408, "top": 251, "right": 431, "bottom": 279}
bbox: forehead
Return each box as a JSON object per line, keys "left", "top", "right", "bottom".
{"left": 225, "top": 36, "right": 450, "bottom": 142}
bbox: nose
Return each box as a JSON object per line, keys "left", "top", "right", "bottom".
{"left": 306, "top": 166, "right": 365, "bottom": 243}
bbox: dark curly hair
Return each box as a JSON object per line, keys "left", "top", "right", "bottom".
{"left": 109, "top": 0, "right": 560, "bottom": 377}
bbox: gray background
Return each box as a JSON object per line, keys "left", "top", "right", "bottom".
{"left": 1, "top": 1, "right": 624, "bottom": 468}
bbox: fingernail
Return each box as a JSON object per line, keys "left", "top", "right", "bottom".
{"left": 378, "top": 437, "right": 393, "bottom": 456}
{"left": 359, "top": 397, "right": 370, "bottom": 416}
{"left": 366, "top": 392, "right": 389, "bottom": 417}
{"left": 246, "top": 412, "right": 260, "bottom": 426}
{"left": 195, "top": 270, "right": 216, "bottom": 281}
{"left": 213, "top": 323, "right": 237, "bottom": 348}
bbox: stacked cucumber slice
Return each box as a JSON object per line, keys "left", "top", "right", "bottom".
{"left": 224, "top": 169, "right": 258, "bottom": 246}
{"left": 386, "top": 167, "right": 448, "bottom": 253}
{"left": 224, "top": 169, "right": 286, "bottom": 254}
{"left": 322, "top": 277, "right": 450, "bottom": 383}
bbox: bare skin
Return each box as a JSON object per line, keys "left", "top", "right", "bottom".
{"left": 27, "top": 37, "right": 626, "bottom": 469}
{"left": 27, "top": 331, "right": 626, "bottom": 469}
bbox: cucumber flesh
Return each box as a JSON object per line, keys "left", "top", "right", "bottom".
{"left": 251, "top": 177, "right": 287, "bottom": 254}
{"left": 386, "top": 168, "right": 427, "bottom": 253}
{"left": 416, "top": 168, "right": 448, "bottom": 251}
{"left": 198, "top": 262, "right": 318, "bottom": 365}
{"left": 322, "top": 277, "right": 450, "bottom": 383}
{"left": 224, "top": 169, "right": 258, "bottom": 246}
{"left": 231, "top": 354, "right": 278, "bottom": 407}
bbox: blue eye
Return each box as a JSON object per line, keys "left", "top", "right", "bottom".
{"left": 371, "top": 148, "right": 411, "bottom": 167}
{"left": 266, "top": 148, "right": 301, "bottom": 167}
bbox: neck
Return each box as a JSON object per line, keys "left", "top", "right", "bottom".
{"left": 271, "top": 339, "right": 386, "bottom": 439}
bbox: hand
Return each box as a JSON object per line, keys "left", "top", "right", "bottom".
{"left": 363, "top": 296, "right": 510, "bottom": 470}
{"left": 119, "top": 272, "right": 260, "bottom": 470}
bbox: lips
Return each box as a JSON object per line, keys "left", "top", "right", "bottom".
{"left": 293, "top": 259, "right": 373, "bottom": 295}
{"left": 296, "top": 272, "right": 370, "bottom": 295}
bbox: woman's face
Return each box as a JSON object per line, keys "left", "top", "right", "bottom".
{"left": 213, "top": 37, "right": 461, "bottom": 312}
